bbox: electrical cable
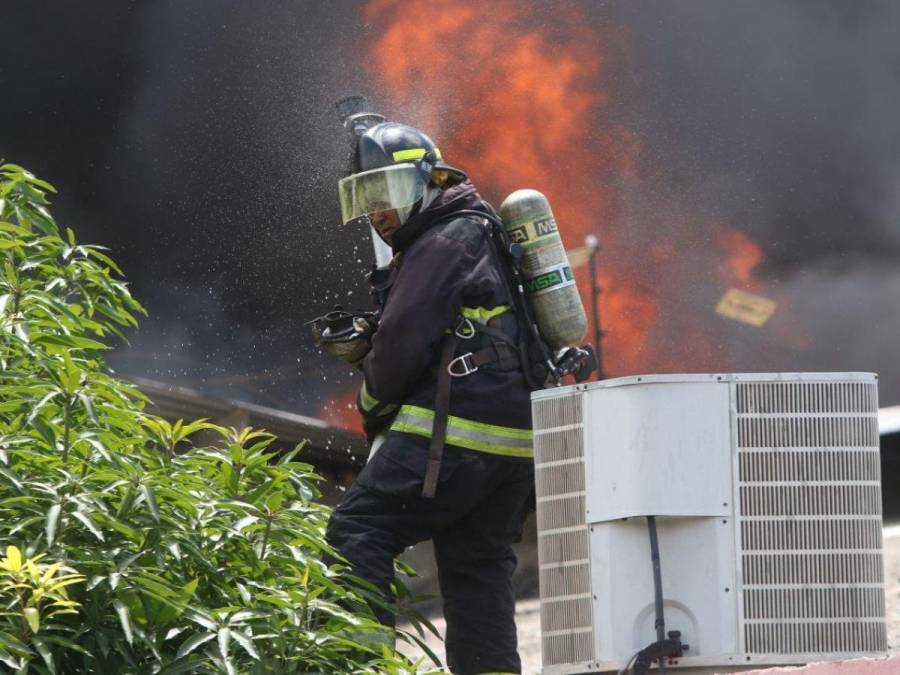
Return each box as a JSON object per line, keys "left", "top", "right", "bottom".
{"left": 647, "top": 515, "right": 667, "bottom": 675}
{"left": 616, "top": 648, "right": 642, "bottom": 675}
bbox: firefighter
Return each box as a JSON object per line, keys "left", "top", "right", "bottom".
{"left": 323, "top": 118, "right": 535, "bottom": 675}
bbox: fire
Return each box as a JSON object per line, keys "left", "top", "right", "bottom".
{"left": 717, "top": 228, "right": 764, "bottom": 290}
{"left": 320, "top": 388, "right": 364, "bottom": 434}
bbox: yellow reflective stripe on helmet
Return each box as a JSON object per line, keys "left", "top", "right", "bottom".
{"left": 390, "top": 405, "right": 532, "bottom": 458}
{"left": 461, "top": 304, "right": 510, "bottom": 324}
{"left": 358, "top": 381, "right": 397, "bottom": 416}
{"left": 392, "top": 147, "right": 442, "bottom": 162}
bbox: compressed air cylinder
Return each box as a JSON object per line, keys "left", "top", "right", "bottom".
{"left": 499, "top": 189, "right": 587, "bottom": 350}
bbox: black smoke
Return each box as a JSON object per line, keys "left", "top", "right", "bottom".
{"left": 602, "top": 1, "right": 900, "bottom": 401}
{"left": 1, "top": 1, "right": 374, "bottom": 415}
{"left": 2, "top": 1, "right": 899, "bottom": 411}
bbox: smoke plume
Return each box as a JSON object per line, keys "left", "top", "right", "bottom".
{"left": 1, "top": 1, "right": 898, "bottom": 415}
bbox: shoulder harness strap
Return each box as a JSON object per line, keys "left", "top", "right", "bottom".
{"left": 422, "top": 330, "right": 460, "bottom": 499}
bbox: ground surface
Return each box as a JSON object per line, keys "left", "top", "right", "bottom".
{"left": 400, "top": 525, "right": 900, "bottom": 674}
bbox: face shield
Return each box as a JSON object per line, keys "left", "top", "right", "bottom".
{"left": 338, "top": 164, "right": 426, "bottom": 243}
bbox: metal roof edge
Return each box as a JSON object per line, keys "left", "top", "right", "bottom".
{"left": 127, "top": 377, "right": 367, "bottom": 466}
{"left": 880, "top": 405, "right": 900, "bottom": 436}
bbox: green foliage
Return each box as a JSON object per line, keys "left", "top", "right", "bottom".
{"left": 0, "top": 164, "right": 437, "bottom": 673}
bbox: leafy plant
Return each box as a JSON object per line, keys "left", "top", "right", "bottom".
{"left": 0, "top": 545, "right": 83, "bottom": 638}
{"left": 0, "top": 164, "right": 438, "bottom": 673}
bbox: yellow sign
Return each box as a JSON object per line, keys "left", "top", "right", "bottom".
{"left": 716, "top": 288, "right": 777, "bottom": 327}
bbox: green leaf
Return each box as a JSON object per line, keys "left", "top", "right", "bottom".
{"left": 27, "top": 390, "right": 61, "bottom": 424}
{"left": 217, "top": 626, "right": 231, "bottom": 660}
{"left": 113, "top": 599, "right": 133, "bottom": 645}
{"left": 140, "top": 484, "right": 161, "bottom": 523}
{"left": 0, "top": 467, "right": 24, "bottom": 491}
{"left": 233, "top": 515, "right": 259, "bottom": 532}
{"left": 72, "top": 510, "right": 105, "bottom": 542}
{"left": 94, "top": 512, "right": 140, "bottom": 543}
{"left": 77, "top": 393, "right": 97, "bottom": 423}
{"left": 24, "top": 607, "right": 40, "bottom": 633}
{"left": 231, "top": 631, "right": 259, "bottom": 660}
{"left": 62, "top": 351, "right": 81, "bottom": 392}
{"left": 175, "top": 632, "right": 215, "bottom": 659}
{"left": 31, "top": 635, "right": 91, "bottom": 656}
{"left": 0, "top": 630, "right": 34, "bottom": 656}
{"left": 185, "top": 611, "right": 217, "bottom": 632}
{"left": 30, "top": 416, "right": 56, "bottom": 449}
{"left": 0, "top": 221, "right": 29, "bottom": 235}
{"left": 156, "top": 654, "right": 208, "bottom": 675}
{"left": 182, "top": 578, "right": 199, "bottom": 597}
{"left": 46, "top": 502, "right": 62, "bottom": 547}
{"left": 164, "top": 627, "right": 187, "bottom": 641}
{"left": 228, "top": 609, "right": 268, "bottom": 623}
{"left": 32, "top": 638, "right": 56, "bottom": 675}
{"left": 0, "top": 650, "right": 21, "bottom": 670}
{"left": 33, "top": 334, "right": 108, "bottom": 350}
{"left": 24, "top": 174, "right": 57, "bottom": 193}
{"left": 85, "top": 246, "right": 124, "bottom": 276}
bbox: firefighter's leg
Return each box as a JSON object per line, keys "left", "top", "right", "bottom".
{"left": 433, "top": 460, "right": 534, "bottom": 675}
{"left": 326, "top": 481, "right": 407, "bottom": 627}
{"left": 326, "top": 437, "right": 468, "bottom": 626}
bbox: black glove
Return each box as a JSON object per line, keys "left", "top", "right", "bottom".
{"left": 308, "top": 307, "right": 378, "bottom": 366}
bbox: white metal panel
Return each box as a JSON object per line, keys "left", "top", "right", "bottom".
{"left": 590, "top": 516, "right": 738, "bottom": 663}
{"left": 583, "top": 382, "right": 732, "bottom": 521}
{"left": 530, "top": 372, "right": 878, "bottom": 404}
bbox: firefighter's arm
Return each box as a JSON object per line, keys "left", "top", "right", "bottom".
{"left": 361, "top": 234, "right": 478, "bottom": 405}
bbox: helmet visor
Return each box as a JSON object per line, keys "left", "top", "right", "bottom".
{"left": 338, "top": 164, "right": 425, "bottom": 227}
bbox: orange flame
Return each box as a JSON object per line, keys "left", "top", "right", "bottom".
{"left": 717, "top": 227, "right": 764, "bottom": 290}
{"left": 320, "top": 388, "right": 363, "bottom": 434}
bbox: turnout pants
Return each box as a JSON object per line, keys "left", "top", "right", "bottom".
{"left": 326, "top": 434, "right": 535, "bottom": 675}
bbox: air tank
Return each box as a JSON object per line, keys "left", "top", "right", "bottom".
{"left": 499, "top": 189, "right": 587, "bottom": 350}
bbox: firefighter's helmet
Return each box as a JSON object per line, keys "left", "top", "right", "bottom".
{"left": 338, "top": 121, "right": 466, "bottom": 243}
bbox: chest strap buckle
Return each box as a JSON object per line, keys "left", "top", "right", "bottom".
{"left": 448, "top": 352, "right": 478, "bottom": 377}
{"left": 454, "top": 316, "right": 476, "bottom": 339}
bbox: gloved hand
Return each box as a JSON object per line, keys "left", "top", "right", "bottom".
{"left": 320, "top": 323, "right": 372, "bottom": 365}
{"left": 309, "top": 308, "right": 378, "bottom": 366}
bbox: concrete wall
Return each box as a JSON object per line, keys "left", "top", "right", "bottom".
{"left": 735, "top": 655, "right": 900, "bottom": 675}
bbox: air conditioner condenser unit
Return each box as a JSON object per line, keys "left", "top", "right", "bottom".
{"left": 531, "top": 373, "right": 886, "bottom": 674}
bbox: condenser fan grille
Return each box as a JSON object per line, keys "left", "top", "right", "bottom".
{"left": 735, "top": 380, "right": 886, "bottom": 654}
